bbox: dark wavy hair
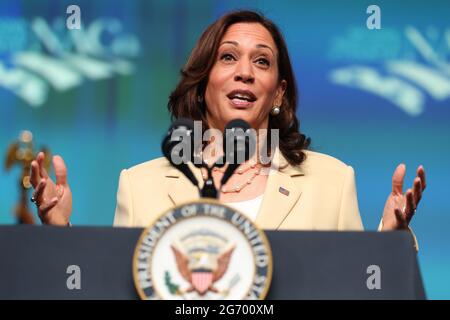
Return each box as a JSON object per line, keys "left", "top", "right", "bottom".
{"left": 168, "top": 10, "right": 310, "bottom": 166}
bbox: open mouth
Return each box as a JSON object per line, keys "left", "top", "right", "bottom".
{"left": 227, "top": 89, "right": 257, "bottom": 107}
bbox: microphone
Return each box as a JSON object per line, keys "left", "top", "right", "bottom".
{"left": 220, "top": 119, "right": 256, "bottom": 188}
{"left": 161, "top": 118, "right": 199, "bottom": 188}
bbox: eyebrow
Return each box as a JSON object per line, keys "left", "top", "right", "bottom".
{"left": 220, "top": 40, "right": 275, "bottom": 55}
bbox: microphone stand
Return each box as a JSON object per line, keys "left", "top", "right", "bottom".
{"left": 163, "top": 119, "right": 254, "bottom": 200}
{"left": 200, "top": 165, "right": 217, "bottom": 198}
{"left": 198, "top": 156, "right": 226, "bottom": 199}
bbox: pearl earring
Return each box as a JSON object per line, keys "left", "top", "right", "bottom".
{"left": 270, "top": 105, "right": 281, "bottom": 116}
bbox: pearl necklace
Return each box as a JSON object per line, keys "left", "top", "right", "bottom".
{"left": 201, "top": 163, "right": 266, "bottom": 193}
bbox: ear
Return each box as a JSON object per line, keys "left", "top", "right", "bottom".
{"left": 274, "top": 80, "right": 287, "bottom": 106}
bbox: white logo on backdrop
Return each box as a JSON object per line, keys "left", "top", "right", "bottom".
{"left": 0, "top": 16, "right": 141, "bottom": 107}
{"left": 328, "top": 26, "right": 450, "bottom": 116}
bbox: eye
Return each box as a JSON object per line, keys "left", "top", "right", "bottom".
{"left": 256, "top": 57, "right": 270, "bottom": 67}
{"left": 220, "top": 53, "right": 236, "bottom": 62}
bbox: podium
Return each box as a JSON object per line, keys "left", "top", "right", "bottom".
{"left": 0, "top": 225, "right": 425, "bottom": 299}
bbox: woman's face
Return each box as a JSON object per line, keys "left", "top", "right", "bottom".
{"left": 204, "top": 22, "right": 286, "bottom": 132}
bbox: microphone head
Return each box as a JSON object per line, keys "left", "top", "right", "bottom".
{"left": 223, "top": 119, "right": 256, "bottom": 165}
{"left": 169, "top": 118, "right": 195, "bottom": 131}
{"left": 162, "top": 118, "right": 195, "bottom": 165}
{"left": 224, "top": 118, "right": 251, "bottom": 132}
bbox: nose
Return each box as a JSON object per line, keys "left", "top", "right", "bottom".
{"left": 234, "top": 59, "right": 255, "bottom": 84}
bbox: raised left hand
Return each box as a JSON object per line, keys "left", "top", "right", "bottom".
{"left": 381, "top": 164, "right": 426, "bottom": 230}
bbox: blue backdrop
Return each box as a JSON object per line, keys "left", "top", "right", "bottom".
{"left": 0, "top": 0, "right": 449, "bottom": 298}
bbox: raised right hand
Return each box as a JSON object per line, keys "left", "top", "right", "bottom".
{"left": 30, "top": 152, "right": 72, "bottom": 226}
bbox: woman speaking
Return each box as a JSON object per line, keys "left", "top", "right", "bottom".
{"left": 28, "top": 10, "right": 426, "bottom": 237}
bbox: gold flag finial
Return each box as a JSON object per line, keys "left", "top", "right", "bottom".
{"left": 4, "top": 131, "right": 52, "bottom": 224}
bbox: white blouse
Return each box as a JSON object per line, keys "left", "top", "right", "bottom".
{"left": 223, "top": 194, "right": 264, "bottom": 222}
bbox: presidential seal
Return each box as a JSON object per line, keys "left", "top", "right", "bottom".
{"left": 132, "top": 200, "right": 272, "bottom": 300}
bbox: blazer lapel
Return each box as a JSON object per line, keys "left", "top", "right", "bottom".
{"left": 165, "top": 163, "right": 202, "bottom": 205}
{"left": 255, "top": 150, "right": 304, "bottom": 229}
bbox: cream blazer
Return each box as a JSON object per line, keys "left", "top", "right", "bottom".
{"left": 113, "top": 150, "right": 364, "bottom": 231}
